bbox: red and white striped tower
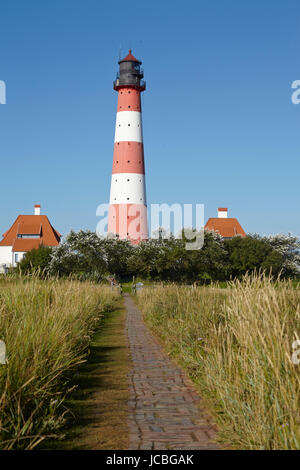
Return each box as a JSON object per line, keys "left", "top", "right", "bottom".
{"left": 107, "top": 50, "right": 148, "bottom": 243}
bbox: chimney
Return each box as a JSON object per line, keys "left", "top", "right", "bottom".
{"left": 218, "top": 207, "right": 228, "bottom": 218}
{"left": 34, "top": 204, "right": 41, "bottom": 216}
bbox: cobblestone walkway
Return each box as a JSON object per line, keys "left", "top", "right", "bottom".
{"left": 124, "top": 294, "right": 220, "bottom": 450}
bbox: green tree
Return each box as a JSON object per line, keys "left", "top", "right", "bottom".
{"left": 18, "top": 246, "right": 53, "bottom": 275}
{"left": 127, "top": 239, "right": 162, "bottom": 279}
{"left": 20, "top": 229, "right": 298, "bottom": 283}
{"left": 250, "top": 233, "right": 300, "bottom": 278}
{"left": 102, "top": 237, "right": 134, "bottom": 280}
{"left": 49, "top": 230, "right": 107, "bottom": 278}
{"left": 185, "top": 230, "right": 228, "bottom": 282}
{"left": 224, "top": 236, "right": 284, "bottom": 278}
{"left": 128, "top": 231, "right": 227, "bottom": 283}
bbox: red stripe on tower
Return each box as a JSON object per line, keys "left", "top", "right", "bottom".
{"left": 108, "top": 50, "right": 148, "bottom": 243}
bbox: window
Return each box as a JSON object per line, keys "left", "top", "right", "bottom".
{"left": 17, "top": 234, "right": 40, "bottom": 239}
{"left": 15, "top": 253, "right": 18, "bottom": 263}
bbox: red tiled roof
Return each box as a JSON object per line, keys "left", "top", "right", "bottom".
{"left": 17, "top": 223, "right": 42, "bottom": 235}
{"left": 205, "top": 218, "right": 246, "bottom": 238}
{"left": 0, "top": 214, "right": 61, "bottom": 251}
{"left": 119, "top": 49, "right": 141, "bottom": 64}
{"left": 12, "top": 238, "right": 41, "bottom": 252}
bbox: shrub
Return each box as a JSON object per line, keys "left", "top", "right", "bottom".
{"left": 18, "top": 246, "right": 53, "bottom": 276}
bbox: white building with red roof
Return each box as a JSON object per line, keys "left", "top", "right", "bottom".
{"left": 0, "top": 205, "right": 61, "bottom": 268}
{"left": 205, "top": 208, "right": 246, "bottom": 239}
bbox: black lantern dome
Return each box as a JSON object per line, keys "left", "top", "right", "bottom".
{"left": 114, "top": 50, "right": 146, "bottom": 91}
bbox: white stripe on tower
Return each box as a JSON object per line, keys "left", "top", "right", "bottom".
{"left": 114, "top": 111, "right": 143, "bottom": 143}
{"left": 109, "top": 173, "right": 146, "bottom": 205}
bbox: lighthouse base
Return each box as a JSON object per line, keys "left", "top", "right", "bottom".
{"left": 108, "top": 204, "right": 148, "bottom": 244}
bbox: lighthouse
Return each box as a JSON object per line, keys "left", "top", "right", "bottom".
{"left": 107, "top": 50, "right": 148, "bottom": 243}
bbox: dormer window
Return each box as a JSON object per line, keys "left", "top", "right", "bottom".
{"left": 17, "top": 234, "right": 40, "bottom": 239}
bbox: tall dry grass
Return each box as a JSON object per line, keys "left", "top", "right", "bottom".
{"left": 0, "top": 275, "right": 119, "bottom": 449}
{"left": 137, "top": 274, "right": 300, "bottom": 449}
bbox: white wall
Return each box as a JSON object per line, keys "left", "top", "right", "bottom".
{"left": 12, "top": 252, "right": 26, "bottom": 267}
{"left": 0, "top": 246, "right": 13, "bottom": 266}
{"left": 0, "top": 247, "right": 27, "bottom": 268}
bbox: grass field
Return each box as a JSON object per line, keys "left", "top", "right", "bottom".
{"left": 137, "top": 274, "right": 300, "bottom": 450}
{"left": 42, "top": 302, "right": 130, "bottom": 450}
{"left": 0, "top": 275, "right": 119, "bottom": 449}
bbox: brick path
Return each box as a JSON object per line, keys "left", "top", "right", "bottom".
{"left": 124, "top": 294, "right": 220, "bottom": 450}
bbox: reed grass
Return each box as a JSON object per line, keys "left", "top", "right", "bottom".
{"left": 137, "top": 273, "right": 300, "bottom": 449}
{"left": 0, "top": 275, "right": 118, "bottom": 449}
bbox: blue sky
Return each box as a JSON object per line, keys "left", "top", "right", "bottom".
{"left": 0, "top": 0, "right": 299, "bottom": 238}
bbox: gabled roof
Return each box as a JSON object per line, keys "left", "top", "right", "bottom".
{"left": 205, "top": 217, "right": 246, "bottom": 238}
{"left": 119, "top": 49, "right": 141, "bottom": 64}
{"left": 0, "top": 214, "right": 61, "bottom": 251}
